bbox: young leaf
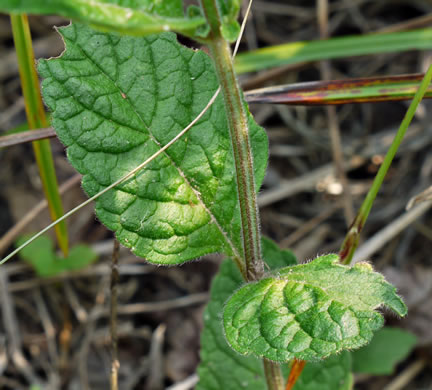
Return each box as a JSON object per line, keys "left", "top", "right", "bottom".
{"left": 17, "top": 235, "right": 97, "bottom": 277}
{"left": 0, "top": 0, "right": 205, "bottom": 39}
{"left": 224, "top": 254, "right": 407, "bottom": 362}
{"left": 217, "top": 0, "right": 241, "bottom": 42}
{"left": 198, "top": 239, "right": 353, "bottom": 390}
{"left": 197, "top": 237, "right": 295, "bottom": 390}
{"left": 352, "top": 327, "right": 417, "bottom": 375}
{"left": 38, "top": 24, "right": 268, "bottom": 266}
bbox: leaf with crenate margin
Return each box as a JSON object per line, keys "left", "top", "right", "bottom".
{"left": 38, "top": 23, "right": 268, "bottom": 265}
{"left": 197, "top": 237, "right": 294, "bottom": 390}
{"left": 0, "top": 0, "right": 205, "bottom": 39}
{"left": 224, "top": 254, "right": 407, "bottom": 362}
{"left": 197, "top": 238, "right": 353, "bottom": 390}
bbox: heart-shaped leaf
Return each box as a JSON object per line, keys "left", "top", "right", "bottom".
{"left": 224, "top": 254, "right": 407, "bottom": 362}
{"left": 38, "top": 24, "right": 268, "bottom": 265}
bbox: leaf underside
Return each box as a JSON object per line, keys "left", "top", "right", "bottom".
{"left": 197, "top": 239, "right": 353, "bottom": 390}
{"left": 0, "top": 0, "right": 205, "bottom": 38}
{"left": 38, "top": 23, "right": 268, "bottom": 265}
{"left": 224, "top": 254, "right": 407, "bottom": 362}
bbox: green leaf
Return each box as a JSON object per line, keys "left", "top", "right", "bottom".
{"left": 0, "top": 0, "right": 206, "bottom": 39}
{"left": 217, "top": 0, "right": 240, "bottom": 42}
{"left": 224, "top": 254, "right": 407, "bottom": 362}
{"left": 197, "top": 237, "right": 295, "bottom": 390}
{"left": 198, "top": 239, "right": 353, "bottom": 390}
{"left": 234, "top": 28, "right": 432, "bottom": 74}
{"left": 38, "top": 23, "right": 268, "bottom": 266}
{"left": 293, "top": 352, "right": 353, "bottom": 390}
{"left": 17, "top": 235, "right": 98, "bottom": 277}
{"left": 352, "top": 327, "right": 417, "bottom": 375}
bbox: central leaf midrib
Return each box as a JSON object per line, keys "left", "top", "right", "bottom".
{"left": 70, "top": 32, "right": 242, "bottom": 260}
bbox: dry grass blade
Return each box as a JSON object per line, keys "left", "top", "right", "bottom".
{"left": 0, "top": 127, "right": 56, "bottom": 148}
{"left": 244, "top": 74, "right": 431, "bottom": 105}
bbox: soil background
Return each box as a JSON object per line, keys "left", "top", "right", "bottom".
{"left": 0, "top": 1, "right": 432, "bottom": 389}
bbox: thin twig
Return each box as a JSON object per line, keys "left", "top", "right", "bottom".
{"left": 145, "top": 324, "right": 166, "bottom": 390}
{"left": 0, "top": 173, "right": 81, "bottom": 256}
{"left": 34, "top": 288, "right": 60, "bottom": 388}
{"left": 258, "top": 164, "right": 333, "bottom": 207}
{"left": 0, "top": 269, "right": 43, "bottom": 386}
{"left": 318, "top": 0, "right": 354, "bottom": 225}
{"left": 8, "top": 263, "right": 152, "bottom": 293}
{"left": 377, "top": 13, "right": 432, "bottom": 34}
{"left": 0, "top": 127, "right": 56, "bottom": 148}
{"left": 382, "top": 359, "right": 427, "bottom": 390}
{"left": 63, "top": 281, "right": 88, "bottom": 322}
{"left": 77, "top": 276, "right": 110, "bottom": 390}
{"left": 352, "top": 201, "right": 432, "bottom": 263}
{"left": 165, "top": 374, "right": 199, "bottom": 390}
{"left": 280, "top": 203, "right": 340, "bottom": 247}
{"left": 89, "top": 292, "right": 209, "bottom": 320}
{"left": 110, "top": 239, "right": 120, "bottom": 390}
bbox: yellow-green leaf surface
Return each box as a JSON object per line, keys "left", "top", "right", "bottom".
{"left": 224, "top": 255, "right": 407, "bottom": 362}
{"left": 1, "top": 0, "right": 205, "bottom": 38}
{"left": 38, "top": 23, "right": 268, "bottom": 265}
{"left": 197, "top": 238, "right": 353, "bottom": 390}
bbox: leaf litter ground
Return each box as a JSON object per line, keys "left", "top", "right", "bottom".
{"left": 0, "top": 1, "right": 432, "bottom": 389}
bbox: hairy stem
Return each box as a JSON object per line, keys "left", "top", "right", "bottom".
{"left": 200, "top": 0, "right": 263, "bottom": 281}
{"left": 199, "top": 1, "right": 279, "bottom": 388}
{"left": 263, "top": 359, "right": 284, "bottom": 390}
{"left": 339, "top": 64, "right": 432, "bottom": 264}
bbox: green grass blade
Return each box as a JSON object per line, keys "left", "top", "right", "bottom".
{"left": 10, "top": 14, "right": 69, "bottom": 256}
{"left": 339, "top": 65, "right": 432, "bottom": 265}
{"left": 245, "top": 74, "right": 432, "bottom": 105}
{"left": 235, "top": 28, "right": 432, "bottom": 74}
